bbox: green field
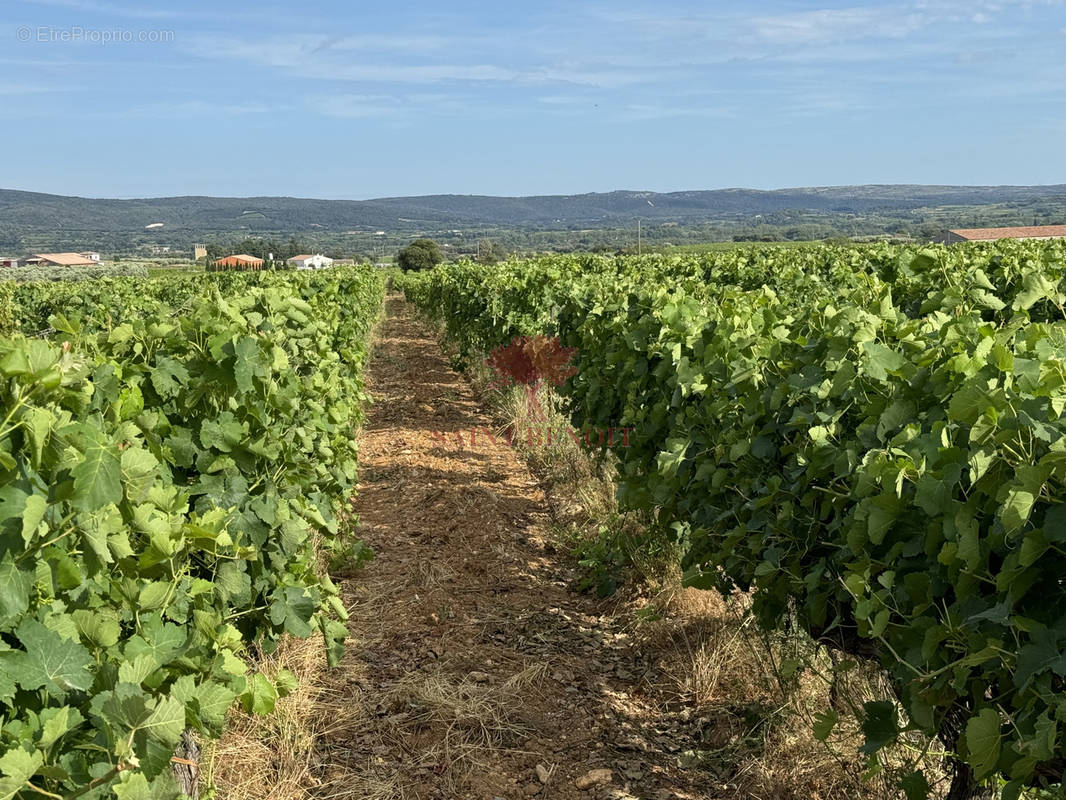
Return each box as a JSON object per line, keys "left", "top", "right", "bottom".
{"left": 0, "top": 267, "right": 383, "bottom": 798}
{"left": 402, "top": 239, "right": 1066, "bottom": 798}
{"left": 4, "top": 237, "right": 1066, "bottom": 798}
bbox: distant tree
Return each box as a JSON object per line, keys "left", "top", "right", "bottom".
{"left": 281, "top": 237, "right": 305, "bottom": 260}
{"left": 231, "top": 238, "right": 265, "bottom": 259}
{"left": 475, "top": 238, "right": 509, "bottom": 264}
{"left": 205, "top": 243, "right": 226, "bottom": 260}
{"left": 397, "top": 238, "right": 443, "bottom": 271}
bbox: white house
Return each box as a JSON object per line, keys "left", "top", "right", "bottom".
{"left": 287, "top": 253, "right": 333, "bottom": 270}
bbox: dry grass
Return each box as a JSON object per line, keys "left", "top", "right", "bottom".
{"left": 675, "top": 621, "right": 767, "bottom": 708}
{"left": 386, "top": 662, "right": 545, "bottom": 748}
{"left": 322, "top": 768, "right": 409, "bottom": 800}
{"left": 315, "top": 663, "right": 547, "bottom": 799}
{"left": 471, "top": 371, "right": 953, "bottom": 799}
{"left": 640, "top": 591, "right": 865, "bottom": 798}
{"left": 472, "top": 370, "right": 682, "bottom": 596}
{"left": 470, "top": 368, "right": 607, "bottom": 508}
{"left": 641, "top": 574, "right": 953, "bottom": 800}
{"left": 411, "top": 556, "right": 455, "bottom": 590}
{"left": 415, "top": 332, "right": 958, "bottom": 799}
{"left": 206, "top": 633, "right": 366, "bottom": 800}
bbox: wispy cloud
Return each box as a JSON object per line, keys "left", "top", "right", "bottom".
{"left": 306, "top": 91, "right": 485, "bottom": 121}
{"left": 300, "top": 33, "right": 469, "bottom": 56}
{"left": 747, "top": 6, "right": 931, "bottom": 45}
{"left": 305, "top": 93, "right": 403, "bottom": 119}
{"left": 115, "top": 100, "right": 281, "bottom": 118}
{"left": 10, "top": 0, "right": 320, "bottom": 26}
{"left": 619, "top": 103, "right": 739, "bottom": 121}
{"left": 181, "top": 34, "right": 520, "bottom": 82}
{"left": 12, "top": 0, "right": 188, "bottom": 20}
{"left": 9, "top": 0, "right": 1066, "bottom": 138}
{"left": 0, "top": 81, "right": 67, "bottom": 94}
{"left": 180, "top": 33, "right": 653, "bottom": 87}
{"left": 587, "top": 0, "right": 1064, "bottom": 60}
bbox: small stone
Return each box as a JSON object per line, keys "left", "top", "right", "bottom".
{"left": 535, "top": 764, "right": 551, "bottom": 784}
{"left": 522, "top": 781, "right": 542, "bottom": 796}
{"left": 573, "top": 769, "right": 612, "bottom": 790}
{"left": 468, "top": 671, "right": 490, "bottom": 683}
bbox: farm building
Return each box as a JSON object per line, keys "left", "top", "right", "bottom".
{"left": 23, "top": 252, "right": 99, "bottom": 267}
{"left": 287, "top": 253, "right": 333, "bottom": 270}
{"left": 0, "top": 257, "right": 20, "bottom": 268}
{"left": 211, "top": 254, "right": 264, "bottom": 271}
{"left": 939, "top": 225, "right": 1066, "bottom": 243}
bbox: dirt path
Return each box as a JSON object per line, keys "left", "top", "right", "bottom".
{"left": 313, "top": 296, "right": 715, "bottom": 800}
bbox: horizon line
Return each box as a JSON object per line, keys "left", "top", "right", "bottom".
{"left": 3, "top": 182, "right": 1066, "bottom": 204}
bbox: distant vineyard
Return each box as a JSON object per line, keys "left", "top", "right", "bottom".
{"left": 0, "top": 267, "right": 383, "bottom": 797}
{"left": 401, "top": 240, "right": 1066, "bottom": 797}
{"left": 0, "top": 263, "right": 151, "bottom": 285}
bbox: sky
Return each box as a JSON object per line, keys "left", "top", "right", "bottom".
{"left": 1, "top": 0, "right": 1065, "bottom": 199}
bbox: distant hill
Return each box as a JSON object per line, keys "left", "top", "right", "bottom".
{"left": 3, "top": 185, "right": 1066, "bottom": 235}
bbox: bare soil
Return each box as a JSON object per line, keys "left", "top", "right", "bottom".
{"left": 313, "top": 297, "right": 724, "bottom": 800}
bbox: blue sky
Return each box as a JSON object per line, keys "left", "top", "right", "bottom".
{"left": 2, "top": 0, "right": 1065, "bottom": 198}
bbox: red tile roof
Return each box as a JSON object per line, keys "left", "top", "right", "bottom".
{"left": 212, "top": 254, "right": 263, "bottom": 263}
{"left": 287, "top": 254, "right": 316, "bottom": 260}
{"left": 33, "top": 252, "right": 98, "bottom": 266}
{"left": 950, "top": 225, "right": 1066, "bottom": 241}
{"left": 212, "top": 254, "right": 264, "bottom": 267}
